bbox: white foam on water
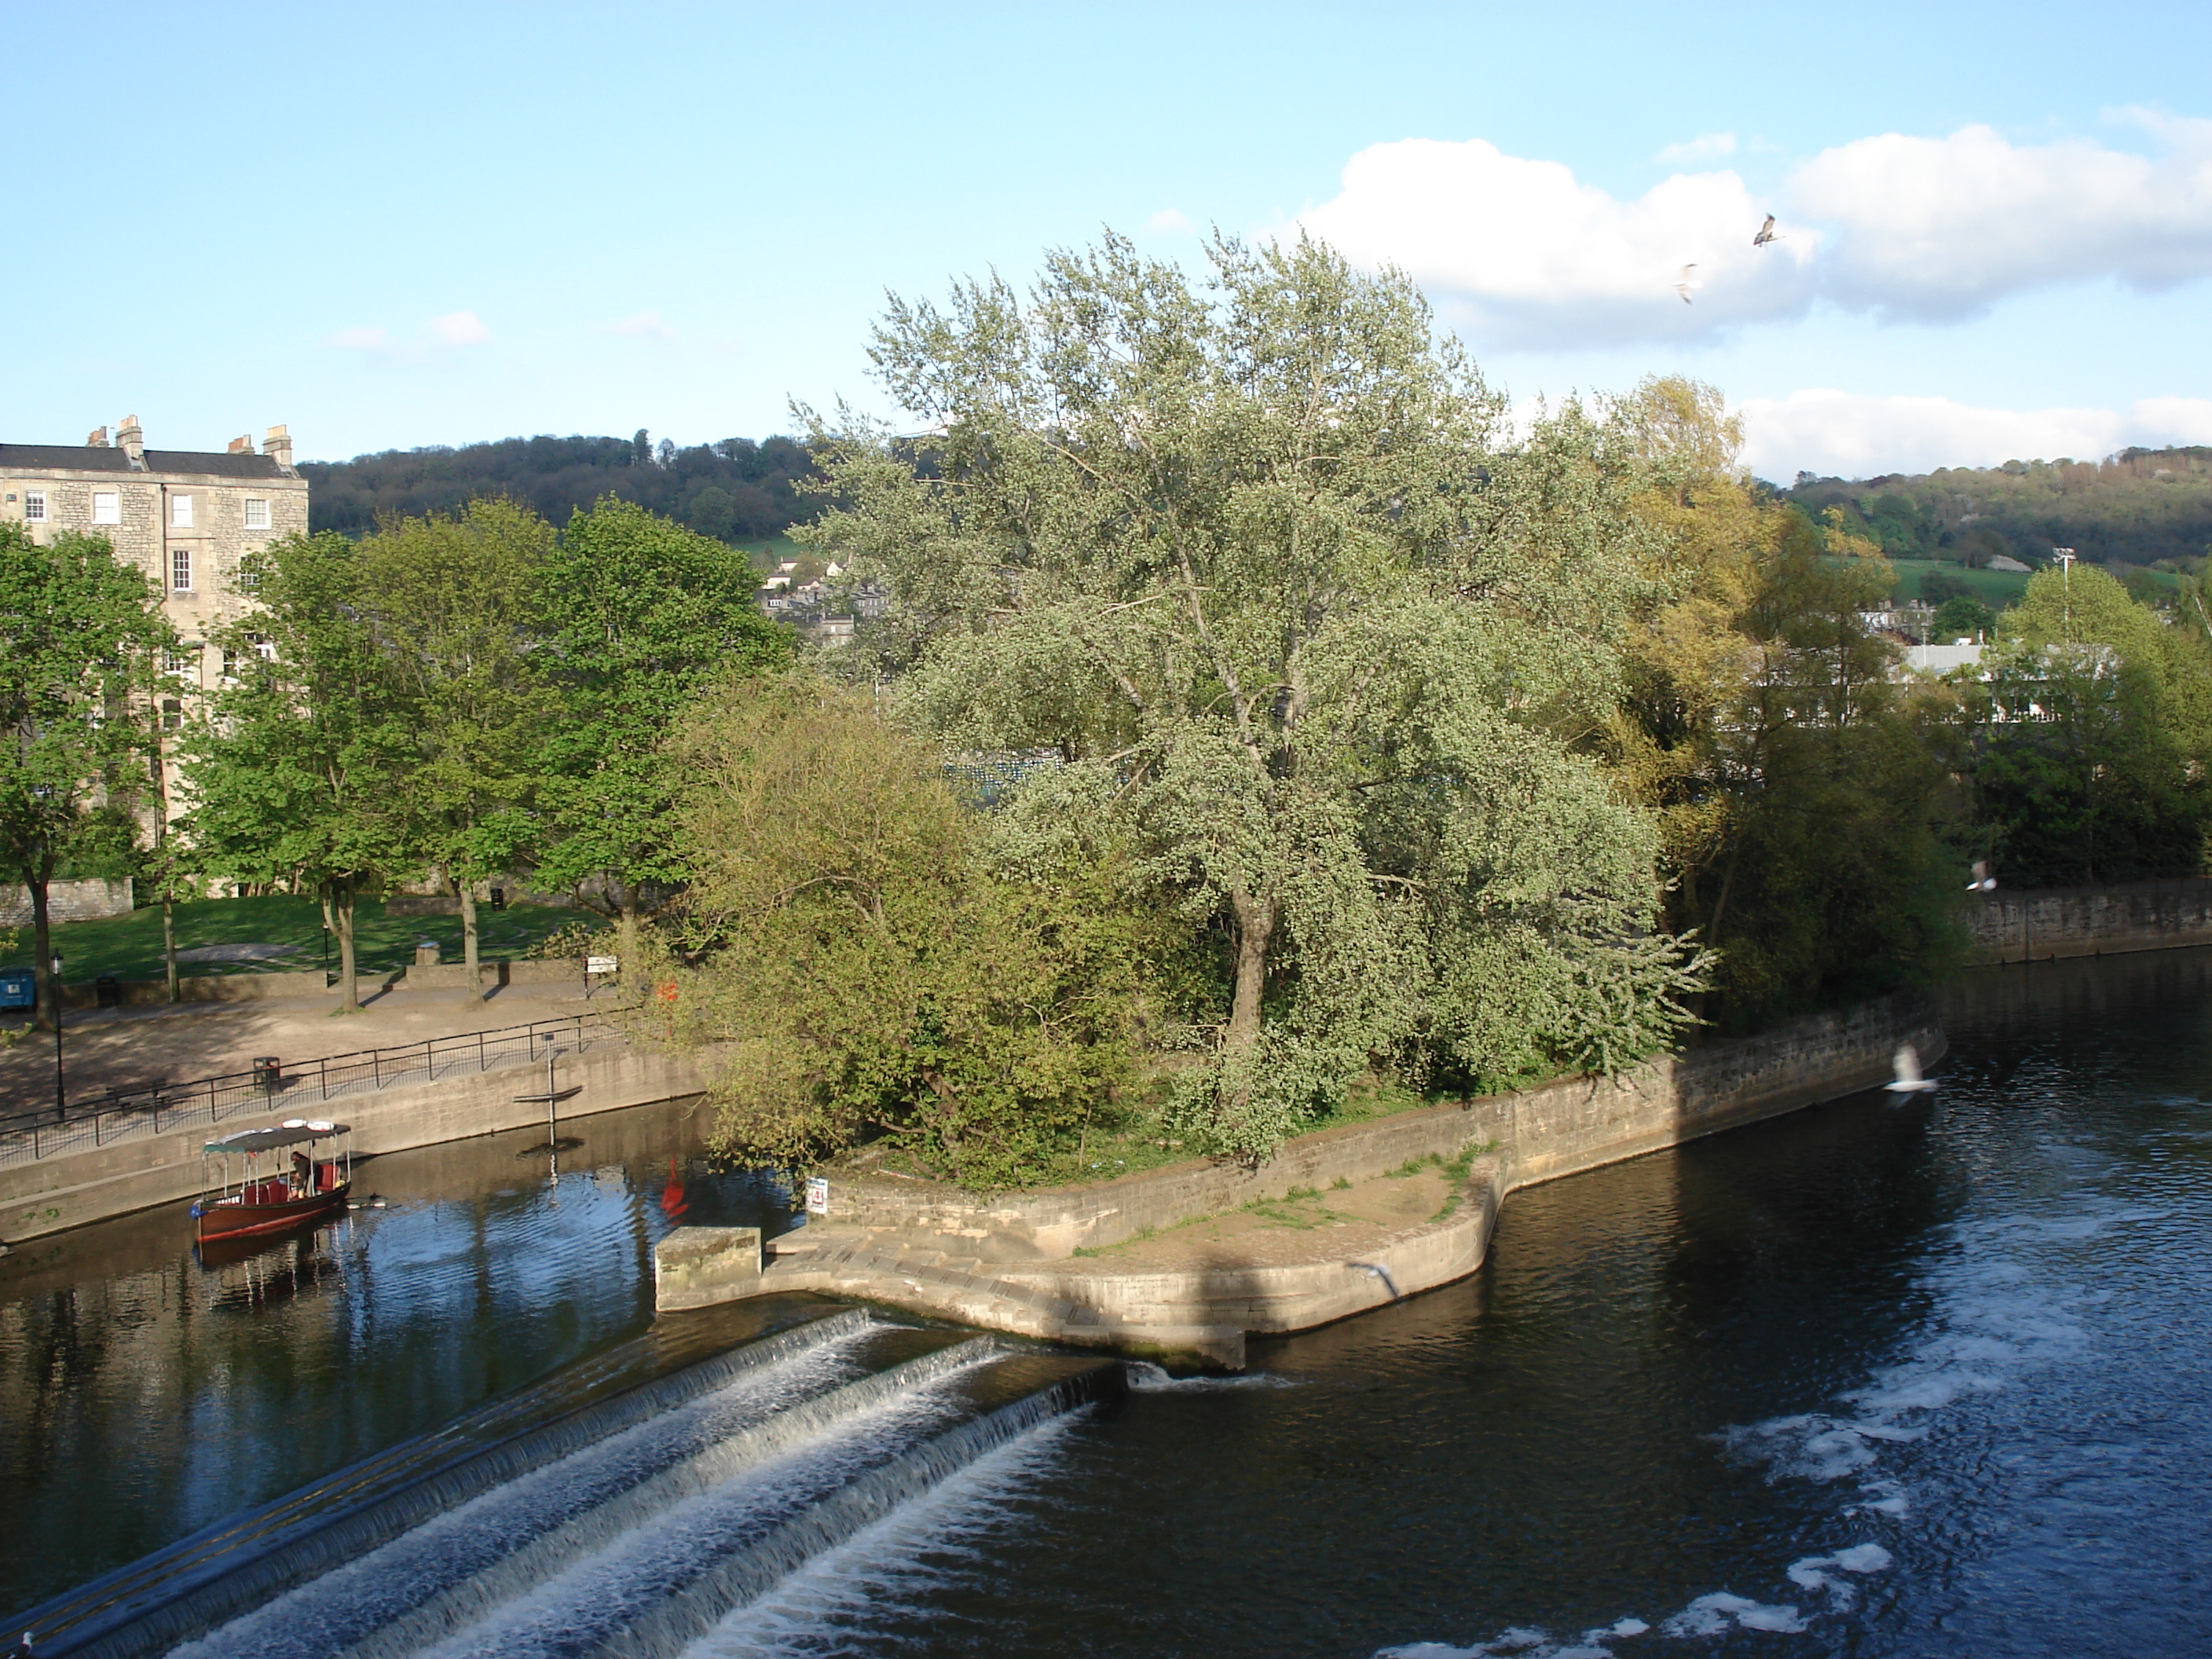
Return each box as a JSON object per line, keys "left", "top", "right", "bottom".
{"left": 674, "top": 1410, "right": 1088, "bottom": 1657}
{"left": 1375, "top": 1620, "right": 1646, "bottom": 1657}
{"left": 1124, "top": 1360, "right": 1301, "bottom": 1391}
{"left": 1661, "top": 1592, "right": 1807, "bottom": 1636}
{"left": 172, "top": 1331, "right": 880, "bottom": 1659}
{"left": 1785, "top": 1542, "right": 1895, "bottom": 1607}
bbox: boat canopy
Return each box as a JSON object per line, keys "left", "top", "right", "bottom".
{"left": 203, "top": 1121, "right": 351, "bottom": 1156}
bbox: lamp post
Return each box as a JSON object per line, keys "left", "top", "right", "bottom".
{"left": 51, "top": 950, "right": 64, "bottom": 1119}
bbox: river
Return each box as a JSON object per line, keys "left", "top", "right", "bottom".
{"left": 5, "top": 950, "right": 2211, "bottom": 1655}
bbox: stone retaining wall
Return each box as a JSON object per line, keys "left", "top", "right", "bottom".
{"left": 50, "top": 958, "right": 588, "bottom": 1010}
{"left": 819, "top": 991, "right": 1942, "bottom": 1262}
{"left": 1965, "top": 877, "right": 2212, "bottom": 964}
{"left": 0, "top": 879, "right": 134, "bottom": 927}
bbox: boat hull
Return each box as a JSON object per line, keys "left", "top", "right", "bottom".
{"left": 192, "top": 1183, "right": 351, "bottom": 1242}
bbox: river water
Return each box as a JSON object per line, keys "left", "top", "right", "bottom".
{"left": 6, "top": 950, "right": 2212, "bottom": 1655}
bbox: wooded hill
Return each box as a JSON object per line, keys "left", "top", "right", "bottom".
{"left": 1783, "top": 445, "right": 2212, "bottom": 572}
{"left": 300, "top": 430, "right": 821, "bottom": 544}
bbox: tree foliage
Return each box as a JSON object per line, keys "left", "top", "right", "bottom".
{"left": 0, "top": 523, "right": 171, "bottom": 1027}
{"left": 666, "top": 674, "right": 1171, "bottom": 1185}
{"left": 800, "top": 233, "right": 1704, "bottom": 1157}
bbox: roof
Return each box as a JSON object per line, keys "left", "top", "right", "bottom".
{"left": 0, "top": 444, "right": 291, "bottom": 478}
{"left": 203, "top": 1120, "right": 351, "bottom": 1155}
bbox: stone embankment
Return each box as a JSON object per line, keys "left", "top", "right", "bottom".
{"left": 1966, "top": 877, "right": 2212, "bottom": 964}
{"left": 673, "top": 991, "right": 1943, "bottom": 1368}
{"left": 2, "top": 1038, "right": 693, "bottom": 1246}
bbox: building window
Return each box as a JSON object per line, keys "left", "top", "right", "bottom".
{"left": 23, "top": 490, "right": 46, "bottom": 522}
{"left": 243, "top": 496, "right": 270, "bottom": 530}
{"left": 171, "top": 494, "right": 193, "bottom": 529}
{"left": 160, "top": 698, "right": 183, "bottom": 731}
{"left": 92, "top": 490, "right": 120, "bottom": 525}
{"left": 171, "top": 547, "right": 192, "bottom": 591}
{"left": 251, "top": 632, "right": 277, "bottom": 661}
{"left": 163, "top": 647, "right": 196, "bottom": 678}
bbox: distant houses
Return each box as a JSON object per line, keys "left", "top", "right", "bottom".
{"left": 756, "top": 556, "right": 885, "bottom": 645}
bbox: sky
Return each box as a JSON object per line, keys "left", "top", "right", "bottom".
{"left": 7, "top": 0, "right": 2212, "bottom": 482}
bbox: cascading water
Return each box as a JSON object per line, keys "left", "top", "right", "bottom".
{"left": 24, "top": 1310, "right": 1120, "bottom": 1659}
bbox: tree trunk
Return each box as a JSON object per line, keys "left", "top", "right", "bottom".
{"left": 30, "top": 867, "right": 56, "bottom": 1033}
{"left": 335, "top": 883, "right": 361, "bottom": 1013}
{"left": 163, "top": 896, "right": 179, "bottom": 1004}
{"left": 617, "top": 878, "right": 639, "bottom": 978}
{"left": 1225, "top": 889, "right": 1276, "bottom": 1052}
{"left": 458, "top": 881, "right": 481, "bottom": 998}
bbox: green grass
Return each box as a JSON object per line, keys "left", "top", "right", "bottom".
{"left": 1877, "top": 558, "right": 2033, "bottom": 607}
{"left": 0, "top": 895, "right": 584, "bottom": 985}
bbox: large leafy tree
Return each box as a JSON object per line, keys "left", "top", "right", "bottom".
{"left": 185, "top": 532, "right": 417, "bottom": 1012}
{"left": 1607, "top": 376, "right": 1966, "bottom": 1028}
{"left": 666, "top": 673, "right": 1170, "bottom": 1185}
{"left": 0, "top": 523, "right": 171, "bottom": 1029}
{"left": 803, "top": 233, "right": 1703, "bottom": 1156}
{"left": 360, "top": 499, "right": 556, "bottom": 977}
{"left": 1972, "top": 562, "right": 2212, "bottom": 884}
{"left": 534, "top": 498, "right": 794, "bottom": 960}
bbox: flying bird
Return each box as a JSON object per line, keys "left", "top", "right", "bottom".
{"left": 1350, "top": 1261, "right": 1402, "bottom": 1299}
{"left": 1675, "top": 263, "right": 1698, "bottom": 304}
{"left": 1967, "top": 859, "right": 1998, "bottom": 892}
{"left": 1885, "top": 1044, "right": 1940, "bottom": 1097}
{"left": 1753, "top": 214, "right": 1778, "bottom": 247}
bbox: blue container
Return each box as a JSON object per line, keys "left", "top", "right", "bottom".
{"left": 0, "top": 969, "right": 35, "bottom": 1010}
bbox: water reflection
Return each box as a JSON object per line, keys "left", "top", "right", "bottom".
{"left": 0, "top": 1095, "right": 797, "bottom": 1618}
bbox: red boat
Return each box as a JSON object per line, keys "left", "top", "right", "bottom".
{"left": 192, "top": 1119, "right": 354, "bottom": 1242}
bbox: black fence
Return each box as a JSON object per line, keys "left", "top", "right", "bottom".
{"left": 0, "top": 1010, "right": 623, "bottom": 1166}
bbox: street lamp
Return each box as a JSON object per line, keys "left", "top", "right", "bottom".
{"left": 50, "top": 950, "right": 64, "bottom": 1119}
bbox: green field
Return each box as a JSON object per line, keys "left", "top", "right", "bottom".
{"left": 0, "top": 895, "right": 585, "bottom": 986}
{"left": 1880, "top": 558, "right": 2033, "bottom": 607}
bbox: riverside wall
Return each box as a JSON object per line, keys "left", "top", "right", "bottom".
{"left": 1, "top": 1044, "right": 701, "bottom": 1247}
{"left": 1965, "top": 877, "right": 2212, "bottom": 964}
{"left": 49, "top": 958, "right": 588, "bottom": 1011}
{"left": 816, "top": 991, "right": 1943, "bottom": 1262}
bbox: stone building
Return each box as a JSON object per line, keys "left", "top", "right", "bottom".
{"left": 0, "top": 416, "right": 308, "bottom": 683}
{"left": 1, "top": 418, "right": 309, "bottom": 826}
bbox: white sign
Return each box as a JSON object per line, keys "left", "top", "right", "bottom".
{"left": 585, "top": 955, "right": 619, "bottom": 976}
{"left": 804, "top": 1176, "right": 830, "bottom": 1216}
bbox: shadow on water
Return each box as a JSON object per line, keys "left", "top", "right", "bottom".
{"left": 0, "top": 1094, "right": 800, "bottom": 1619}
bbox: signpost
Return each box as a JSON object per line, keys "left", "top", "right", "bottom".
{"left": 804, "top": 1175, "right": 829, "bottom": 1217}
{"left": 584, "top": 955, "right": 617, "bottom": 1000}
{"left": 513, "top": 1033, "right": 583, "bottom": 1183}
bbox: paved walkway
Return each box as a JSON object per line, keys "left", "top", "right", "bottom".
{"left": 0, "top": 982, "right": 613, "bottom": 1108}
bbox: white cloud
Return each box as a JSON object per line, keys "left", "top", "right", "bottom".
{"left": 326, "top": 324, "right": 389, "bottom": 351}
{"left": 608, "top": 309, "right": 677, "bottom": 341}
{"left": 1656, "top": 131, "right": 1736, "bottom": 165}
{"left": 1738, "top": 389, "right": 2212, "bottom": 479}
{"left": 1296, "top": 137, "right": 1815, "bottom": 348}
{"left": 1145, "top": 207, "right": 1192, "bottom": 235}
{"left": 427, "top": 309, "right": 492, "bottom": 346}
{"left": 1294, "top": 118, "right": 2212, "bottom": 346}
{"left": 1793, "top": 120, "right": 2212, "bottom": 319}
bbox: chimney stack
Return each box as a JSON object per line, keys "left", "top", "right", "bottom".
{"left": 227, "top": 434, "right": 255, "bottom": 454}
{"left": 116, "top": 416, "right": 145, "bottom": 467}
{"left": 263, "top": 424, "right": 293, "bottom": 471}
{"left": 86, "top": 425, "right": 110, "bottom": 448}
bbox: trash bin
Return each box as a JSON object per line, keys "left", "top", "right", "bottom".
{"left": 489, "top": 887, "right": 507, "bottom": 910}
{"left": 0, "top": 969, "right": 33, "bottom": 1010}
{"left": 251, "top": 1056, "right": 283, "bottom": 1097}
{"left": 96, "top": 976, "right": 122, "bottom": 1009}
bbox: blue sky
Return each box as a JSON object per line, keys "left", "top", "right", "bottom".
{"left": 8, "top": 1, "right": 2210, "bottom": 479}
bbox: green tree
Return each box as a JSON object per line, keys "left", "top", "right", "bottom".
{"left": 185, "top": 532, "right": 418, "bottom": 1012}
{"left": 1972, "top": 563, "right": 2212, "bottom": 884}
{"left": 1930, "top": 593, "right": 1995, "bottom": 640}
{"left": 360, "top": 499, "right": 556, "bottom": 979}
{"left": 803, "top": 233, "right": 1702, "bottom": 1157}
{"left": 1607, "top": 377, "right": 1965, "bottom": 1029}
{"left": 0, "top": 523, "right": 171, "bottom": 1029}
{"left": 665, "top": 673, "right": 1168, "bottom": 1185}
{"left": 533, "top": 498, "right": 794, "bottom": 961}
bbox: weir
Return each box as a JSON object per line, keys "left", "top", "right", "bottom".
{"left": 16, "top": 1301, "right": 1122, "bottom": 1659}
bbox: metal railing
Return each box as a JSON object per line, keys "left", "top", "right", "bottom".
{"left": 0, "top": 1010, "right": 626, "bottom": 1167}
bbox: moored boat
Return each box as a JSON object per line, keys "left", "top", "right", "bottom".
{"left": 192, "top": 1120, "right": 354, "bottom": 1242}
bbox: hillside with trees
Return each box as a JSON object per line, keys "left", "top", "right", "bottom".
{"left": 300, "top": 430, "right": 822, "bottom": 545}
{"left": 1784, "top": 446, "right": 2212, "bottom": 573}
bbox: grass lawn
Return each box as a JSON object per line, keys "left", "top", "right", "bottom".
{"left": 0, "top": 895, "right": 588, "bottom": 986}
{"left": 1880, "top": 558, "right": 2034, "bottom": 607}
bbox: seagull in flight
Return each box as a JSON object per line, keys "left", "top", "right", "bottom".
{"left": 1350, "top": 1261, "right": 1402, "bottom": 1299}
{"left": 1675, "top": 263, "right": 1699, "bottom": 304}
{"left": 1753, "top": 214, "right": 1778, "bottom": 247}
{"left": 1885, "top": 1044, "right": 1940, "bottom": 1096}
{"left": 1966, "top": 859, "right": 1998, "bottom": 892}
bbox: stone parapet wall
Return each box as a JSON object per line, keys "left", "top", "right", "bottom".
{"left": 0, "top": 879, "right": 134, "bottom": 927}
{"left": 821, "top": 991, "right": 1942, "bottom": 1262}
{"left": 1965, "top": 877, "right": 2212, "bottom": 964}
